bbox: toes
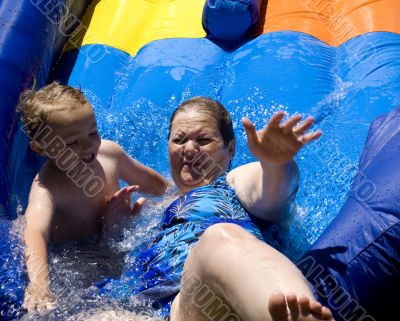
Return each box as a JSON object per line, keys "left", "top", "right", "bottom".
{"left": 286, "top": 293, "right": 300, "bottom": 320}
{"left": 310, "top": 300, "right": 323, "bottom": 317}
{"left": 299, "top": 295, "right": 311, "bottom": 315}
{"left": 269, "top": 291, "right": 289, "bottom": 321}
{"left": 273, "top": 293, "right": 333, "bottom": 321}
{"left": 321, "top": 306, "right": 334, "bottom": 320}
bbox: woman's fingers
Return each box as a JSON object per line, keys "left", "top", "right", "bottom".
{"left": 269, "top": 111, "right": 286, "bottom": 129}
{"left": 243, "top": 111, "right": 321, "bottom": 164}
{"left": 242, "top": 118, "right": 258, "bottom": 145}
{"left": 281, "top": 114, "right": 302, "bottom": 134}
{"left": 293, "top": 116, "right": 315, "bottom": 136}
{"left": 245, "top": 112, "right": 318, "bottom": 138}
{"left": 299, "top": 130, "right": 322, "bottom": 144}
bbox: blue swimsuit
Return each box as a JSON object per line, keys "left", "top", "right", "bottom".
{"left": 97, "top": 174, "right": 267, "bottom": 313}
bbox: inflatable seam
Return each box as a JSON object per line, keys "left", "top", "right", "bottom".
{"left": 346, "top": 215, "right": 399, "bottom": 266}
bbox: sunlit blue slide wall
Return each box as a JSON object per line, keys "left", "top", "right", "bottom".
{"left": 0, "top": 0, "right": 91, "bottom": 219}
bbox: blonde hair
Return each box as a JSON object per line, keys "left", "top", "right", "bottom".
{"left": 18, "top": 81, "right": 88, "bottom": 139}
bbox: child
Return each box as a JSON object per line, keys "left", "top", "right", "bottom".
{"left": 17, "top": 82, "right": 168, "bottom": 314}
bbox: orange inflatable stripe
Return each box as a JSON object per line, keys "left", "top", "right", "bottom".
{"left": 260, "top": 0, "right": 400, "bottom": 46}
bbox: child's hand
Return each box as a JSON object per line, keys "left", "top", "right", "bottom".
{"left": 23, "top": 282, "right": 56, "bottom": 315}
{"left": 102, "top": 185, "right": 146, "bottom": 231}
{"left": 242, "top": 112, "right": 322, "bottom": 165}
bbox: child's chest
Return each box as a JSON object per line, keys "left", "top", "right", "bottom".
{"left": 49, "top": 165, "right": 120, "bottom": 242}
{"left": 50, "top": 192, "right": 106, "bottom": 242}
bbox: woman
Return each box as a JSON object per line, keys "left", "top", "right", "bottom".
{"left": 98, "top": 97, "right": 333, "bottom": 321}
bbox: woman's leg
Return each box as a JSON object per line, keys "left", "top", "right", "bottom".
{"left": 170, "top": 223, "right": 333, "bottom": 321}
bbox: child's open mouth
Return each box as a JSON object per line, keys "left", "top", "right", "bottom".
{"left": 81, "top": 153, "right": 95, "bottom": 164}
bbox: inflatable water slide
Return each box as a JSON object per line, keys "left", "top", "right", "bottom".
{"left": 1, "top": 0, "right": 400, "bottom": 320}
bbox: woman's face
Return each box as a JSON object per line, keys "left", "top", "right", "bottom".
{"left": 168, "top": 110, "right": 234, "bottom": 193}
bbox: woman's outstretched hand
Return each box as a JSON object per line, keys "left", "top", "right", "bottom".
{"left": 242, "top": 111, "right": 322, "bottom": 165}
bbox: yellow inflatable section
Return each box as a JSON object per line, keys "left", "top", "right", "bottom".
{"left": 67, "top": 0, "right": 206, "bottom": 56}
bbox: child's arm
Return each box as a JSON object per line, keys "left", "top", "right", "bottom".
{"left": 108, "top": 141, "right": 168, "bottom": 195}
{"left": 119, "top": 154, "right": 168, "bottom": 195}
{"left": 23, "top": 179, "right": 56, "bottom": 313}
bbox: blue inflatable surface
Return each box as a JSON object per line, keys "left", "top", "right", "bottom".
{"left": 298, "top": 106, "right": 400, "bottom": 321}
{"left": 202, "top": 0, "right": 260, "bottom": 47}
{"left": 0, "top": 0, "right": 91, "bottom": 218}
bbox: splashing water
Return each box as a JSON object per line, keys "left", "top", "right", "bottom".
{"left": 2, "top": 73, "right": 368, "bottom": 319}
{"left": 4, "top": 200, "right": 169, "bottom": 320}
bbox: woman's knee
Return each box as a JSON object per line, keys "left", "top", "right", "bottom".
{"left": 186, "top": 223, "right": 254, "bottom": 275}
{"left": 199, "top": 223, "right": 252, "bottom": 249}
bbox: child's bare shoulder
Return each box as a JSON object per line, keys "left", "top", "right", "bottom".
{"left": 29, "top": 173, "right": 52, "bottom": 201}
{"left": 30, "top": 163, "right": 69, "bottom": 206}
{"left": 25, "top": 173, "right": 56, "bottom": 230}
{"left": 98, "top": 139, "right": 125, "bottom": 159}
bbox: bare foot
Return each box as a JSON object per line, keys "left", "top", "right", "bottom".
{"left": 268, "top": 292, "right": 334, "bottom": 321}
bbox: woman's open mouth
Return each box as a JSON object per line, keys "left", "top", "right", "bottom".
{"left": 180, "top": 163, "right": 204, "bottom": 186}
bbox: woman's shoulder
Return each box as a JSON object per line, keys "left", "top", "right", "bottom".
{"left": 225, "top": 171, "right": 235, "bottom": 188}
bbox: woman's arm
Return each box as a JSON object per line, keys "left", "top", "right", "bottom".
{"left": 228, "top": 161, "right": 299, "bottom": 222}
{"left": 228, "top": 112, "right": 321, "bottom": 223}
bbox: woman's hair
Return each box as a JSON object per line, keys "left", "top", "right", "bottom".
{"left": 18, "top": 81, "right": 88, "bottom": 139}
{"left": 168, "top": 97, "right": 235, "bottom": 147}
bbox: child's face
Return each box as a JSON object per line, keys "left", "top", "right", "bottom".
{"left": 46, "top": 103, "right": 101, "bottom": 164}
